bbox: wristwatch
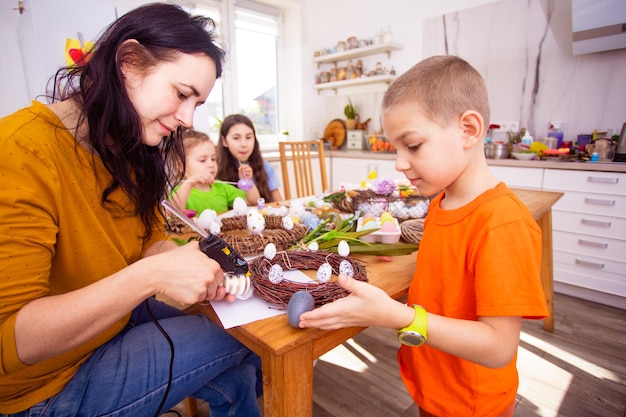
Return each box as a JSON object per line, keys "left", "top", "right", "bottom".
{"left": 397, "top": 304, "right": 428, "bottom": 347}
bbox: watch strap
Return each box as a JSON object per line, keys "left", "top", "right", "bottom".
{"left": 397, "top": 304, "right": 428, "bottom": 340}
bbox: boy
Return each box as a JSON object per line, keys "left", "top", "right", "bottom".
{"left": 299, "top": 55, "right": 548, "bottom": 417}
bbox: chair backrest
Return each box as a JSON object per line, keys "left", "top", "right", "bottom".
{"left": 279, "top": 139, "right": 328, "bottom": 200}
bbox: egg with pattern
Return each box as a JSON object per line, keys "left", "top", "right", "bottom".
{"left": 268, "top": 263, "right": 284, "bottom": 284}
{"left": 282, "top": 215, "right": 294, "bottom": 230}
{"left": 316, "top": 262, "right": 333, "bottom": 283}
{"left": 246, "top": 209, "right": 265, "bottom": 234}
{"left": 339, "top": 259, "right": 354, "bottom": 277}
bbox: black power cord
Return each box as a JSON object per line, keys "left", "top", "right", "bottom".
{"left": 145, "top": 299, "right": 175, "bottom": 417}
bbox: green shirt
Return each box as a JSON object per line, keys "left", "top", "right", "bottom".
{"left": 182, "top": 182, "right": 246, "bottom": 214}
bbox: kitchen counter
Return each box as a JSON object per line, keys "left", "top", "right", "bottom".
{"left": 326, "top": 150, "right": 626, "bottom": 173}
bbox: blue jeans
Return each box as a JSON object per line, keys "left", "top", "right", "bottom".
{"left": 3, "top": 298, "right": 262, "bottom": 417}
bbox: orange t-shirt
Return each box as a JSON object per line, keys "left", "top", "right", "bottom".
{"left": 398, "top": 183, "right": 548, "bottom": 417}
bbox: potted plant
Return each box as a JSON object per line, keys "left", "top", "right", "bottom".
{"left": 344, "top": 98, "right": 357, "bottom": 129}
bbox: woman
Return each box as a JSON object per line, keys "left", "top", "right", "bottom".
{"left": 217, "top": 114, "right": 283, "bottom": 203}
{"left": 0, "top": 4, "right": 262, "bottom": 416}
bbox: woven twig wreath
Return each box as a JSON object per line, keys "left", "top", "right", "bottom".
{"left": 249, "top": 250, "right": 368, "bottom": 308}
{"left": 218, "top": 215, "right": 307, "bottom": 257}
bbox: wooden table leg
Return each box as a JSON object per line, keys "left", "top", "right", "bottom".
{"left": 261, "top": 342, "right": 315, "bottom": 417}
{"left": 538, "top": 210, "right": 554, "bottom": 332}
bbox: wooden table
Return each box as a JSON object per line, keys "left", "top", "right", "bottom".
{"left": 195, "top": 188, "right": 562, "bottom": 417}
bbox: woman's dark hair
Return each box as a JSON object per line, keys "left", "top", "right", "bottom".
{"left": 216, "top": 114, "right": 273, "bottom": 202}
{"left": 49, "top": 3, "right": 225, "bottom": 242}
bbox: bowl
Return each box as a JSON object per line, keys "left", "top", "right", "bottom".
{"left": 511, "top": 152, "right": 537, "bottom": 160}
{"left": 485, "top": 143, "right": 511, "bottom": 159}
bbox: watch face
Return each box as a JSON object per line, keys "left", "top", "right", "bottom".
{"left": 398, "top": 331, "right": 426, "bottom": 347}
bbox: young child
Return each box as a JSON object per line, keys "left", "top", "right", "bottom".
{"left": 217, "top": 114, "right": 283, "bottom": 203}
{"left": 299, "top": 55, "right": 548, "bottom": 417}
{"left": 171, "top": 128, "right": 260, "bottom": 214}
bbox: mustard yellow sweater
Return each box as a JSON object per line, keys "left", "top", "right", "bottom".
{"left": 0, "top": 101, "right": 166, "bottom": 413}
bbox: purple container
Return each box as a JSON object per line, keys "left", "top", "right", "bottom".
{"left": 577, "top": 134, "right": 592, "bottom": 148}
{"left": 548, "top": 130, "right": 564, "bottom": 148}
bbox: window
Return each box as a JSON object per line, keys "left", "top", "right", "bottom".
{"left": 188, "top": 1, "right": 282, "bottom": 150}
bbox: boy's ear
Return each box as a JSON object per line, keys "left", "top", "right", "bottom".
{"left": 459, "top": 110, "right": 485, "bottom": 150}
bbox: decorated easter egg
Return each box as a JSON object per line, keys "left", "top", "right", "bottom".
{"left": 268, "top": 263, "right": 284, "bottom": 284}
{"left": 247, "top": 209, "right": 265, "bottom": 234}
{"left": 289, "top": 200, "right": 306, "bottom": 218}
{"left": 307, "top": 241, "right": 319, "bottom": 251}
{"left": 264, "top": 243, "right": 277, "bottom": 260}
{"left": 223, "top": 273, "right": 251, "bottom": 297}
{"left": 381, "top": 221, "right": 397, "bottom": 233}
{"left": 233, "top": 197, "right": 248, "bottom": 216}
{"left": 337, "top": 240, "right": 350, "bottom": 257}
{"left": 197, "top": 209, "right": 217, "bottom": 230}
{"left": 237, "top": 177, "right": 253, "bottom": 191}
{"left": 316, "top": 262, "right": 333, "bottom": 283}
{"left": 287, "top": 291, "right": 315, "bottom": 328}
{"left": 339, "top": 259, "right": 354, "bottom": 277}
{"left": 282, "top": 215, "right": 294, "bottom": 230}
{"left": 380, "top": 211, "right": 393, "bottom": 222}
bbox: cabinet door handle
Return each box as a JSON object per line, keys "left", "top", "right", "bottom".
{"left": 584, "top": 198, "right": 616, "bottom": 206}
{"left": 581, "top": 218, "right": 612, "bottom": 228}
{"left": 575, "top": 258, "right": 605, "bottom": 269}
{"left": 587, "top": 176, "right": 619, "bottom": 184}
{"left": 578, "top": 239, "right": 608, "bottom": 249}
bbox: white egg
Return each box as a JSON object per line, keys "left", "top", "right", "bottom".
{"left": 282, "top": 216, "right": 294, "bottom": 230}
{"left": 208, "top": 221, "right": 221, "bottom": 235}
{"left": 246, "top": 210, "right": 265, "bottom": 234}
{"left": 236, "top": 285, "right": 254, "bottom": 300}
{"left": 337, "top": 240, "right": 350, "bottom": 257}
{"left": 289, "top": 200, "right": 306, "bottom": 218}
{"left": 264, "top": 243, "right": 277, "bottom": 260}
{"left": 339, "top": 259, "right": 354, "bottom": 277}
{"left": 268, "top": 264, "right": 284, "bottom": 284}
{"left": 233, "top": 197, "right": 248, "bottom": 216}
{"left": 314, "top": 198, "right": 325, "bottom": 209}
{"left": 278, "top": 205, "right": 289, "bottom": 217}
{"left": 316, "top": 262, "right": 332, "bottom": 283}
{"left": 307, "top": 241, "right": 319, "bottom": 251}
{"left": 197, "top": 209, "right": 217, "bottom": 230}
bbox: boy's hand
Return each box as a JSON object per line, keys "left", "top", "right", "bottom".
{"left": 298, "top": 274, "right": 400, "bottom": 329}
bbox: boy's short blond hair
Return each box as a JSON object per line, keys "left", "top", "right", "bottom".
{"left": 383, "top": 55, "right": 490, "bottom": 130}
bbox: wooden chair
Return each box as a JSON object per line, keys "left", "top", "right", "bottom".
{"left": 278, "top": 139, "right": 329, "bottom": 200}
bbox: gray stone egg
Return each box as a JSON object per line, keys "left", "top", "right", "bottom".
{"left": 287, "top": 291, "right": 315, "bottom": 328}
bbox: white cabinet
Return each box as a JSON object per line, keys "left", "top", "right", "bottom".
{"left": 313, "top": 42, "right": 402, "bottom": 94}
{"left": 330, "top": 157, "right": 399, "bottom": 190}
{"left": 489, "top": 166, "right": 544, "bottom": 190}
{"left": 543, "top": 169, "right": 626, "bottom": 309}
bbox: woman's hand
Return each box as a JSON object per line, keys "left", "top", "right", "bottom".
{"left": 145, "top": 241, "right": 234, "bottom": 305}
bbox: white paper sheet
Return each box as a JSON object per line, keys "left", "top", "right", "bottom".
{"left": 211, "top": 269, "right": 314, "bottom": 329}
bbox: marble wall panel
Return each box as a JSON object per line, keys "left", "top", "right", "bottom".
{"left": 424, "top": 0, "right": 626, "bottom": 141}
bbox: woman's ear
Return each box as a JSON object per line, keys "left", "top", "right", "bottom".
{"left": 459, "top": 110, "right": 485, "bottom": 150}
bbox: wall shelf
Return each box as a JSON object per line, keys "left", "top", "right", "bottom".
{"left": 314, "top": 74, "right": 396, "bottom": 94}
{"left": 313, "top": 42, "right": 403, "bottom": 67}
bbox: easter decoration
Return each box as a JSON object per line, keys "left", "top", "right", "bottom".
{"left": 248, "top": 244, "right": 368, "bottom": 315}
{"left": 216, "top": 197, "right": 308, "bottom": 257}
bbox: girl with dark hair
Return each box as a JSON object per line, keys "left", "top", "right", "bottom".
{"left": 0, "top": 4, "right": 262, "bottom": 416}
{"left": 217, "top": 114, "right": 284, "bottom": 203}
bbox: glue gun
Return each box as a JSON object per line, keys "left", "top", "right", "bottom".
{"left": 161, "top": 200, "right": 250, "bottom": 276}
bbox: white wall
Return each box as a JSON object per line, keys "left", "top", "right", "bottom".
{"left": 298, "top": 0, "right": 502, "bottom": 138}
